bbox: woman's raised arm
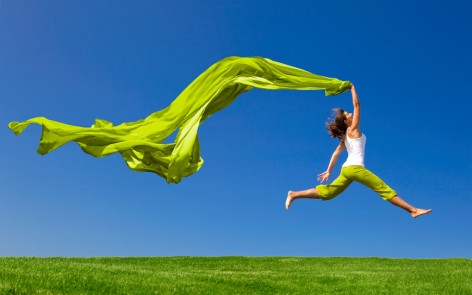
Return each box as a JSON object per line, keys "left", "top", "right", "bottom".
{"left": 349, "top": 84, "right": 361, "bottom": 136}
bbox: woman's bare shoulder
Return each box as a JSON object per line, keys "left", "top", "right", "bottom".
{"left": 347, "top": 128, "right": 362, "bottom": 139}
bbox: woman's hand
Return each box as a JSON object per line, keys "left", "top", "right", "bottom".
{"left": 350, "top": 83, "right": 355, "bottom": 90}
{"left": 317, "top": 171, "right": 330, "bottom": 183}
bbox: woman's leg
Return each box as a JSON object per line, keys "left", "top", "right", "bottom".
{"left": 388, "top": 196, "right": 432, "bottom": 218}
{"left": 286, "top": 170, "right": 352, "bottom": 210}
{"left": 348, "top": 166, "right": 432, "bottom": 218}
{"left": 285, "top": 188, "right": 320, "bottom": 210}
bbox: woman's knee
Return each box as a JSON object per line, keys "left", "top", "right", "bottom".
{"left": 316, "top": 184, "right": 348, "bottom": 201}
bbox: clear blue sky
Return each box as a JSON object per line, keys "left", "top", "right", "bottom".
{"left": 1, "top": 0, "right": 470, "bottom": 258}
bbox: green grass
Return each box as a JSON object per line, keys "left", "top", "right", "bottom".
{"left": 0, "top": 257, "right": 471, "bottom": 294}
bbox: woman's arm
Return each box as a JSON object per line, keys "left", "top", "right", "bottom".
{"left": 317, "top": 141, "right": 345, "bottom": 182}
{"left": 349, "top": 84, "right": 361, "bottom": 138}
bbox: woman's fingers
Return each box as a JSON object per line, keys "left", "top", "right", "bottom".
{"left": 317, "top": 171, "right": 329, "bottom": 183}
{"left": 317, "top": 176, "right": 328, "bottom": 183}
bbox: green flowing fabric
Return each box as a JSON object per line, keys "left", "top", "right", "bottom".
{"left": 9, "top": 56, "right": 350, "bottom": 183}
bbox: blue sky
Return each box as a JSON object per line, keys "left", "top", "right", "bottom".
{"left": 1, "top": 0, "right": 470, "bottom": 258}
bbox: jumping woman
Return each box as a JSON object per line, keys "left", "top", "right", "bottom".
{"left": 285, "top": 84, "right": 432, "bottom": 218}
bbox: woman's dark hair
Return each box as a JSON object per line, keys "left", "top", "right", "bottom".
{"left": 326, "top": 108, "right": 348, "bottom": 140}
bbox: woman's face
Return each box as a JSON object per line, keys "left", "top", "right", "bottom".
{"left": 344, "top": 111, "right": 353, "bottom": 125}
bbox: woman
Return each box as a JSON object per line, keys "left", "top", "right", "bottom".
{"left": 285, "top": 84, "right": 432, "bottom": 218}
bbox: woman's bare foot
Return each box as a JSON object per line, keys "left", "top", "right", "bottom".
{"left": 411, "top": 208, "right": 432, "bottom": 218}
{"left": 285, "top": 191, "right": 294, "bottom": 210}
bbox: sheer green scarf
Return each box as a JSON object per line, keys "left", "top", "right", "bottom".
{"left": 9, "top": 56, "right": 350, "bottom": 183}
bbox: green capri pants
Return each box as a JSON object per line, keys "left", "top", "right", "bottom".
{"left": 316, "top": 165, "right": 397, "bottom": 201}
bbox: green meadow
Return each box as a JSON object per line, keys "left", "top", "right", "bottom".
{"left": 0, "top": 257, "right": 470, "bottom": 294}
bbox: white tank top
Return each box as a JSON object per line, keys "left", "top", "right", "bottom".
{"left": 342, "top": 128, "right": 366, "bottom": 167}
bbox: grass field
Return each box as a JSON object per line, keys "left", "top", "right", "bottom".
{"left": 0, "top": 257, "right": 471, "bottom": 294}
